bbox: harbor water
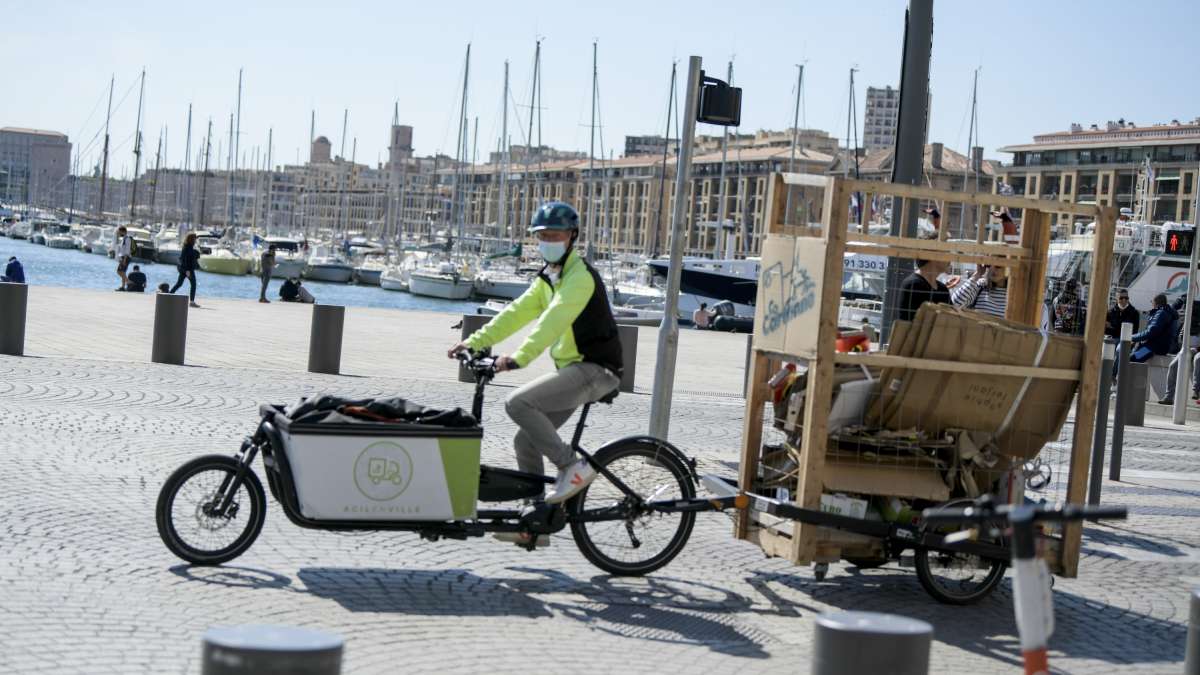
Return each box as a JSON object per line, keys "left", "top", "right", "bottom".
{"left": 0, "top": 237, "right": 479, "bottom": 315}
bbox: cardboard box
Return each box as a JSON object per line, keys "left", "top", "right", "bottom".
{"left": 881, "top": 304, "right": 1083, "bottom": 459}
{"left": 820, "top": 493, "right": 868, "bottom": 519}
{"left": 752, "top": 233, "right": 827, "bottom": 358}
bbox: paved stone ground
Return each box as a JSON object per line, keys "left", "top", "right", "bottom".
{"left": 1, "top": 342, "right": 1197, "bottom": 674}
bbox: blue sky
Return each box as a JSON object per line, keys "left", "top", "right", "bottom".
{"left": 8, "top": 0, "right": 1198, "bottom": 178}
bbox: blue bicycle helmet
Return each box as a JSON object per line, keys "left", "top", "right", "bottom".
{"left": 529, "top": 201, "right": 580, "bottom": 233}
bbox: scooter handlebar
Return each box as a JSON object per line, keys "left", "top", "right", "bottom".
{"left": 921, "top": 501, "right": 1128, "bottom": 525}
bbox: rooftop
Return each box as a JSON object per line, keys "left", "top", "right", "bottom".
{"left": 999, "top": 119, "right": 1200, "bottom": 153}
{"left": 0, "top": 127, "right": 69, "bottom": 140}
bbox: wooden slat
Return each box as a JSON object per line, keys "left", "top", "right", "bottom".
{"left": 860, "top": 191, "right": 873, "bottom": 234}
{"left": 791, "top": 177, "right": 849, "bottom": 564}
{"left": 832, "top": 352, "right": 1082, "bottom": 381}
{"left": 843, "top": 243, "right": 1016, "bottom": 268}
{"left": 850, "top": 232, "right": 1030, "bottom": 258}
{"left": 735, "top": 349, "right": 771, "bottom": 540}
{"left": 976, "top": 204, "right": 988, "bottom": 244}
{"left": 1007, "top": 209, "right": 1051, "bottom": 327}
{"left": 1059, "top": 205, "right": 1117, "bottom": 577}
{"left": 840, "top": 177, "right": 1101, "bottom": 218}
{"left": 774, "top": 224, "right": 824, "bottom": 238}
{"left": 780, "top": 172, "right": 833, "bottom": 188}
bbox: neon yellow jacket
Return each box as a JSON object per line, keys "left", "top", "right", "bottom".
{"left": 465, "top": 249, "right": 623, "bottom": 373}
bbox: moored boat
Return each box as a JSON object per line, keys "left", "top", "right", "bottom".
{"left": 408, "top": 260, "right": 475, "bottom": 300}
{"left": 199, "top": 247, "right": 252, "bottom": 275}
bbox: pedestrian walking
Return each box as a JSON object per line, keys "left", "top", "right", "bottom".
{"left": 1052, "top": 279, "right": 1086, "bottom": 335}
{"left": 2, "top": 256, "right": 25, "bottom": 283}
{"left": 114, "top": 226, "right": 132, "bottom": 291}
{"left": 259, "top": 245, "right": 276, "bottom": 303}
{"left": 170, "top": 232, "right": 201, "bottom": 308}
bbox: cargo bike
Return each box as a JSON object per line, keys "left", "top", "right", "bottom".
{"left": 156, "top": 350, "right": 731, "bottom": 576}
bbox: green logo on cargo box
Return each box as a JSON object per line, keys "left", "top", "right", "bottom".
{"left": 353, "top": 442, "right": 414, "bottom": 501}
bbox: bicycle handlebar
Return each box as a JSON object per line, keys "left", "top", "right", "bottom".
{"left": 456, "top": 348, "right": 497, "bottom": 379}
{"left": 921, "top": 498, "right": 1127, "bottom": 526}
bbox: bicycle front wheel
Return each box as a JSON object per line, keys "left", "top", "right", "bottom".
{"left": 568, "top": 439, "right": 696, "bottom": 576}
{"left": 156, "top": 454, "right": 266, "bottom": 565}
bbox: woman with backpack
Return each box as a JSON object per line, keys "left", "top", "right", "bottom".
{"left": 169, "top": 232, "right": 201, "bottom": 308}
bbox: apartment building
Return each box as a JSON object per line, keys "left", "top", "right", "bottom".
{"left": 996, "top": 119, "right": 1200, "bottom": 225}
{"left": 1, "top": 127, "right": 71, "bottom": 206}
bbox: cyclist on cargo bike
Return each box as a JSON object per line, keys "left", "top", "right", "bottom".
{"left": 448, "top": 201, "right": 623, "bottom": 545}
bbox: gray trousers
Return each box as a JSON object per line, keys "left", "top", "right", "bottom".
{"left": 1165, "top": 349, "right": 1200, "bottom": 398}
{"left": 505, "top": 361, "right": 620, "bottom": 476}
{"left": 259, "top": 271, "right": 272, "bottom": 299}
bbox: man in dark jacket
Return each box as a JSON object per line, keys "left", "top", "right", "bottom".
{"left": 1105, "top": 289, "right": 1139, "bottom": 339}
{"left": 2, "top": 256, "right": 25, "bottom": 283}
{"left": 1131, "top": 293, "right": 1178, "bottom": 362}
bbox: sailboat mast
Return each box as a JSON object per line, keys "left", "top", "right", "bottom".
{"left": 959, "top": 68, "right": 979, "bottom": 235}
{"left": 199, "top": 119, "right": 212, "bottom": 227}
{"left": 650, "top": 62, "right": 677, "bottom": 257}
{"left": 714, "top": 60, "right": 733, "bottom": 259}
{"left": 265, "top": 127, "right": 273, "bottom": 231}
{"left": 587, "top": 41, "right": 598, "bottom": 262}
{"left": 183, "top": 104, "right": 193, "bottom": 225}
{"left": 784, "top": 64, "right": 804, "bottom": 225}
{"left": 98, "top": 75, "right": 114, "bottom": 220}
{"left": 338, "top": 108, "right": 348, "bottom": 236}
{"left": 68, "top": 144, "right": 79, "bottom": 223}
{"left": 451, "top": 44, "right": 470, "bottom": 245}
{"left": 499, "top": 61, "right": 510, "bottom": 246}
{"left": 129, "top": 68, "right": 146, "bottom": 221}
{"left": 150, "top": 129, "right": 162, "bottom": 223}
{"left": 233, "top": 68, "right": 243, "bottom": 229}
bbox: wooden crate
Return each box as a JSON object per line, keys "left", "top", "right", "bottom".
{"left": 736, "top": 173, "right": 1115, "bottom": 577}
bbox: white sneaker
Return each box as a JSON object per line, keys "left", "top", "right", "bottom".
{"left": 544, "top": 458, "right": 597, "bottom": 504}
{"left": 493, "top": 532, "right": 550, "bottom": 547}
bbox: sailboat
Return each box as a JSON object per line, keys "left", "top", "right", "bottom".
{"left": 409, "top": 44, "right": 477, "bottom": 301}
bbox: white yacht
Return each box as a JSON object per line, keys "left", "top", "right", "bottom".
{"left": 303, "top": 244, "right": 354, "bottom": 283}
{"left": 408, "top": 260, "right": 475, "bottom": 300}
{"left": 353, "top": 249, "right": 388, "bottom": 286}
{"left": 255, "top": 237, "right": 307, "bottom": 279}
{"left": 45, "top": 223, "right": 77, "bottom": 249}
{"left": 473, "top": 267, "right": 532, "bottom": 299}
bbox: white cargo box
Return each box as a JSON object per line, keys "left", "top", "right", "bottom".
{"left": 275, "top": 415, "right": 482, "bottom": 522}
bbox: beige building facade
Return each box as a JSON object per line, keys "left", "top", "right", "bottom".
{"left": 996, "top": 119, "right": 1200, "bottom": 225}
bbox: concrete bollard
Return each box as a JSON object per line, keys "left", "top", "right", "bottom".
{"left": 308, "top": 305, "right": 345, "bottom": 375}
{"left": 812, "top": 611, "right": 932, "bottom": 675}
{"left": 458, "top": 313, "right": 490, "bottom": 383}
{"left": 151, "top": 293, "right": 189, "bottom": 365}
{"left": 1125, "top": 361, "right": 1147, "bottom": 427}
{"left": 202, "top": 624, "right": 342, "bottom": 675}
{"left": 1187, "top": 587, "right": 1200, "bottom": 675}
{"left": 617, "top": 324, "right": 637, "bottom": 393}
{"left": 0, "top": 281, "right": 28, "bottom": 356}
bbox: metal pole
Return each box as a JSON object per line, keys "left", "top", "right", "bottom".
{"left": 1186, "top": 587, "right": 1200, "bottom": 675}
{"left": 880, "top": 0, "right": 934, "bottom": 338}
{"left": 1110, "top": 322, "right": 1133, "bottom": 481}
{"left": 649, "top": 55, "right": 701, "bottom": 440}
{"left": 1088, "top": 342, "right": 1115, "bottom": 505}
{"left": 1174, "top": 197, "right": 1200, "bottom": 423}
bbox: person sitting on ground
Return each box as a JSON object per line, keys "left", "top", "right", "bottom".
{"left": 2, "top": 256, "right": 25, "bottom": 283}
{"left": 125, "top": 265, "right": 147, "bottom": 293}
{"left": 692, "top": 302, "right": 711, "bottom": 329}
{"left": 1052, "top": 278, "right": 1086, "bottom": 335}
{"left": 1105, "top": 289, "right": 1140, "bottom": 339}
{"left": 280, "top": 277, "right": 315, "bottom": 304}
{"left": 1131, "top": 293, "right": 1178, "bottom": 363}
{"left": 157, "top": 282, "right": 171, "bottom": 293}
{"left": 951, "top": 264, "right": 1008, "bottom": 318}
{"left": 897, "top": 255, "right": 951, "bottom": 322}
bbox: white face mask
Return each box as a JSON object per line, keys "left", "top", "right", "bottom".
{"left": 538, "top": 240, "right": 567, "bottom": 264}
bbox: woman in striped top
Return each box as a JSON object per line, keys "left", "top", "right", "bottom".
{"left": 951, "top": 265, "right": 1009, "bottom": 318}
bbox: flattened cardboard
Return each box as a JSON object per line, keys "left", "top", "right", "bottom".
{"left": 883, "top": 304, "right": 1082, "bottom": 459}
{"left": 822, "top": 453, "right": 951, "bottom": 501}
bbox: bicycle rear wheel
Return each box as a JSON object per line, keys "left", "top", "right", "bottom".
{"left": 568, "top": 439, "right": 695, "bottom": 576}
{"left": 156, "top": 454, "right": 266, "bottom": 565}
{"left": 915, "top": 499, "right": 1007, "bottom": 604}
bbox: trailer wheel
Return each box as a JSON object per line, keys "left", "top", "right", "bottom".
{"left": 914, "top": 499, "right": 1007, "bottom": 604}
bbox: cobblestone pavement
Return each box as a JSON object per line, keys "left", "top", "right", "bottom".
{"left": 0, "top": 354, "right": 1196, "bottom": 674}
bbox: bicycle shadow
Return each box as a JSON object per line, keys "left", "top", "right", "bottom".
{"left": 1081, "top": 521, "right": 1191, "bottom": 559}
{"left": 294, "top": 566, "right": 777, "bottom": 658}
{"left": 743, "top": 564, "right": 1189, "bottom": 669}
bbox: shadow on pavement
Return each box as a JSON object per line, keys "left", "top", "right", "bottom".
{"left": 1081, "top": 521, "right": 1190, "bottom": 558}
{"left": 743, "top": 564, "right": 1188, "bottom": 669}
{"left": 294, "top": 566, "right": 774, "bottom": 658}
